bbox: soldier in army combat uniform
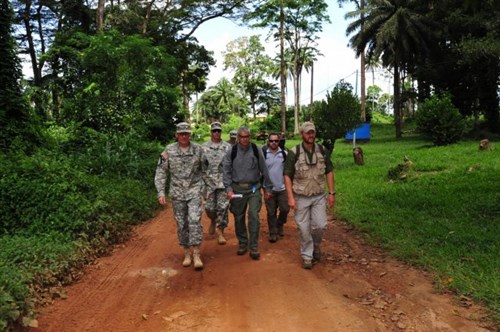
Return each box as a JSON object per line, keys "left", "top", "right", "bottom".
{"left": 155, "top": 122, "right": 205, "bottom": 270}
{"left": 201, "top": 122, "right": 232, "bottom": 245}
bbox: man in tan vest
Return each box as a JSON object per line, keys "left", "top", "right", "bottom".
{"left": 284, "top": 121, "right": 336, "bottom": 269}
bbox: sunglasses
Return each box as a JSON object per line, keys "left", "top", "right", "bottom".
{"left": 178, "top": 132, "right": 190, "bottom": 136}
{"left": 239, "top": 135, "right": 250, "bottom": 139}
{"left": 211, "top": 129, "right": 221, "bottom": 133}
{"left": 269, "top": 139, "right": 279, "bottom": 143}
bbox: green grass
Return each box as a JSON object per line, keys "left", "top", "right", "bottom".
{"left": 320, "top": 123, "right": 499, "bottom": 320}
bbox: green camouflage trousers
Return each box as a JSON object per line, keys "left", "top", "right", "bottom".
{"left": 204, "top": 188, "right": 229, "bottom": 229}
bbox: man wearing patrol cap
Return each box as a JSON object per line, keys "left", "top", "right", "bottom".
{"left": 284, "top": 121, "right": 336, "bottom": 270}
{"left": 201, "top": 121, "right": 232, "bottom": 245}
{"left": 227, "top": 130, "right": 237, "bottom": 146}
{"left": 154, "top": 122, "right": 206, "bottom": 270}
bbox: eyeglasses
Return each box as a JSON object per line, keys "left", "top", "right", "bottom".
{"left": 239, "top": 135, "right": 250, "bottom": 139}
{"left": 269, "top": 140, "right": 279, "bottom": 143}
{"left": 178, "top": 132, "right": 190, "bottom": 136}
{"left": 211, "top": 129, "right": 221, "bottom": 133}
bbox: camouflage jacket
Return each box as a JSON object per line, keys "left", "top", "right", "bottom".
{"left": 154, "top": 142, "right": 205, "bottom": 200}
{"left": 201, "top": 140, "right": 232, "bottom": 192}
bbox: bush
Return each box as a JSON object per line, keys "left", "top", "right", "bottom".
{"left": 415, "top": 93, "right": 465, "bottom": 145}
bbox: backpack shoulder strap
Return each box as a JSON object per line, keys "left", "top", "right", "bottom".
{"left": 262, "top": 145, "right": 267, "bottom": 159}
{"left": 251, "top": 143, "right": 259, "bottom": 160}
{"left": 231, "top": 144, "right": 238, "bottom": 162}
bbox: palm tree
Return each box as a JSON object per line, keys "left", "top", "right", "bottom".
{"left": 346, "top": 0, "right": 437, "bottom": 138}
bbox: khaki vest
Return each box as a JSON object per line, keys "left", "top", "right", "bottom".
{"left": 292, "top": 144, "right": 326, "bottom": 196}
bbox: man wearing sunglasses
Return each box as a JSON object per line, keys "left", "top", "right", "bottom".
{"left": 201, "top": 122, "right": 232, "bottom": 245}
{"left": 263, "top": 133, "right": 290, "bottom": 242}
{"left": 154, "top": 122, "right": 205, "bottom": 270}
{"left": 222, "top": 126, "right": 272, "bottom": 260}
{"left": 284, "top": 121, "right": 335, "bottom": 270}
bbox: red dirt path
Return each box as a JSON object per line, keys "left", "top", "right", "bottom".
{"left": 31, "top": 202, "right": 494, "bottom": 331}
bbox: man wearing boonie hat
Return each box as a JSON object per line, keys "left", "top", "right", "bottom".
{"left": 154, "top": 121, "right": 206, "bottom": 270}
{"left": 201, "top": 121, "right": 232, "bottom": 245}
{"left": 284, "top": 121, "right": 336, "bottom": 270}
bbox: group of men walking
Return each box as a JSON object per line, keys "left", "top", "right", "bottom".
{"left": 154, "top": 121, "right": 335, "bottom": 271}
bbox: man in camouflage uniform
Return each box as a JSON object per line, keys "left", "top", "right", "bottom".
{"left": 155, "top": 122, "right": 205, "bottom": 270}
{"left": 227, "top": 130, "right": 237, "bottom": 146}
{"left": 202, "top": 121, "right": 232, "bottom": 245}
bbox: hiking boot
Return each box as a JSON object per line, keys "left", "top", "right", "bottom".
{"left": 237, "top": 247, "right": 247, "bottom": 256}
{"left": 302, "top": 259, "right": 313, "bottom": 269}
{"left": 269, "top": 234, "right": 277, "bottom": 243}
{"left": 208, "top": 220, "right": 216, "bottom": 235}
{"left": 182, "top": 248, "right": 192, "bottom": 267}
{"left": 217, "top": 228, "right": 227, "bottom": 245}
{"left": 277, "top": 226, "right": 284, "bottom": 237}
{"left": 249, "top": 250, "right": 260, "bottom": 260}
{"left": 192, "top": 247, "right": 203, "bottom": 270}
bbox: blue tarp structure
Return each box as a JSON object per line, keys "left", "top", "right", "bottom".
{"left": 345, "top": 123, "right": 371, "bottom": 141}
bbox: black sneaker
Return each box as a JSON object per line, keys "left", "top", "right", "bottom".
{"left": 302, "top": 259, "right": 313, "bottom": 269}
{"left": 278, "top": 227, "right": 284, "bottom": 237}
{"left": 237, "top": 247, "right": 247, "bottom": 255}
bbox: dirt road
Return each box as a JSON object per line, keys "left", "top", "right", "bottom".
{"left": 33, "top": 203, "right": 493, "bottom": 331}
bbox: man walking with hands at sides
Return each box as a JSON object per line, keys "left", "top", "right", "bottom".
{"left": 284, "top": 121, "right": 336, "bottom": 270}
{"left": 155, "top": 122, "right": 206, "bottom": 270}
{"left": 223, "top": 126, "right": 272, "bottom": 260}
{"left": 202, "top": 122, "right": 232, "bottom": 245}
{"left": 263, "top": 133, "right": 289, "bottom": 242}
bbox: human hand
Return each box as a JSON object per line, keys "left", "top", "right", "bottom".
{"left": 327, "top": 194, "right": 335, "bottom": 208}
{"left": 158, "top": 196, "right": 167, "bottom": 206}
{"left": 288, "top": 195, "right": 296, "bottom": 211}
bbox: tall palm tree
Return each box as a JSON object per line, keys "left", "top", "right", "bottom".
{"left": 346, "top": 0, "right": 437, "bottom": 138}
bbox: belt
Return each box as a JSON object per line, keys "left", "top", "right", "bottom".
{"left": 234, "top": 182, "right": 258, "bottom": 188}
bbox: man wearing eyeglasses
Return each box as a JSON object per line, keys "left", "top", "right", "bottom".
{"left": 201, "top": 122, "right": 232, "bottom": 245}
{"left": 263, "top": 133, "right": 290, "bottom": 242}
{"left": 154, "top": 122, "right": 206, "bottom": 270}
{"left": 222, "top": 126, "right": 272, "bottom": 260}
{"left": 284, "top": 121, "right": 335, "bottom": 270}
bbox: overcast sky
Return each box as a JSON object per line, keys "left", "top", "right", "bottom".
{"left": 192, "top": 1, "right": 392, "bottom": 104}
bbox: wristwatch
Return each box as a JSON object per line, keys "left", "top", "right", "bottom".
{"left": 328, "top": 191, "right": 336, "bottom": 195}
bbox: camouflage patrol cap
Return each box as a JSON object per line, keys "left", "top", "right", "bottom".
{"left": 300, "top": 121, "right": 316, "bottom": 133}
{"left": 176, "top": 122, "right": 191, "bottom": 133}
{"left": 229, "top": 130, "right": 237, "bottom": 138}
{"left": 211, "top": 122, "right": 222, "bottom": 130}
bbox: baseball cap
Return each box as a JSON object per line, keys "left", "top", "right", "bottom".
{"left": 176, "top": 122, "right": 192, "bottom": 133}
{"left": 211, "top": 122, "right": 222, "bottom": 131}
{"left": 300, "top": 121, "right": 316, "bottom": 133}
{"left": 229, "top": 130, "right": 237, "bottom": 138}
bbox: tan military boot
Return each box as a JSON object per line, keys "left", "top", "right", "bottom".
{"left": 192, "top": 246, "right": 204, "bottom": 270}
{"left": 217, "top": 228, "right": 227, "bottom": 245}
{"left": 182, "top": 248, "right": 191, "bottom": 267}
